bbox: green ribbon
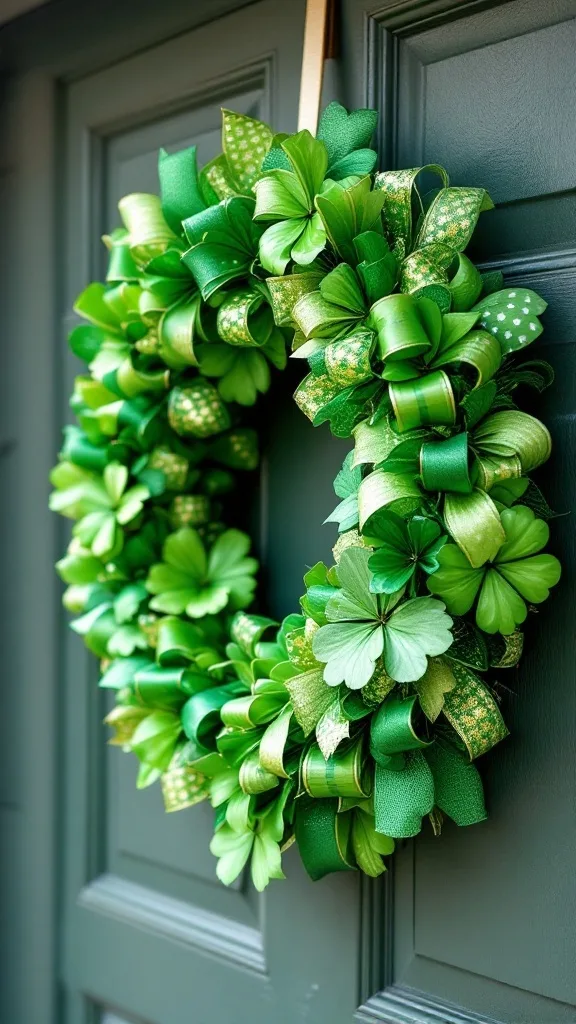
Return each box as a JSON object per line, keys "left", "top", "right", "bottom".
{"left": 125, "top": 664, "right": 212, "bottom": 711}
{"left": 217, "top": 287, "right": 274, "bottom": 347}
{"left": 102, "top": 358, "right": 169, "bottom": 400}
{"left": 181, "top": 197, "right": 264, "bottom": 300}
{"left": 118, "top": 192, "right": 180, "bottom": 267}
{"left": 389, "top": 370, "right": 456, "bottom": 432}
{"left": 168, "top": 381, "right": 231, "bottom": 439}
{"left": 420, "top": 432, "right": 473, "bottom": 494}
{"left": 181, "top": 682, "right": 245, "bottom": 757}
{"left": 375, "top": 166, "right": 493, "bottom": 310}
{"left": 370, "top": 699, "right": 489, "bottom": 838}
{"left": 61, "top": 426, "right": 109, "bottom": 472}
{"left": 301, "top": 737, "right": 370, "bottom": 799}
{"left": 370, "top": 694, "right": 431, "bottom": 767}
{"left": 294, "top": 795, "right": 356, "bottom": 880}
{"left": 158, "top": 144, "right": 207, "bottom": 234}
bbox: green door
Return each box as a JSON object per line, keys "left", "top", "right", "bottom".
{"left": 1, "top": 1, "right": 575, "bottom": 1023}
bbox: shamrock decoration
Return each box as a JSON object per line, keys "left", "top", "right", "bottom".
{"left": 473, "top": 288, "right": 547, "bottom": 355}
{"left": 427, "top": 506, "right": 561, "bottom": 634}
{"left": 366, "top": 511, "right": 447, "bottom": 595}
{"left": 146, "top": 527, "right": 258, "bottom": 618}
{"left": 254, "top": 130, "right": 329, "bottom": 274}
{"left": 209, "top": 772, "right": 290, "bottom": 891}
{"left": 312, "top": 546, "right": 454, "bottom": 689}
{"left": 198, "top": 329, "right": 287, "bottom": 405}
{"left": 324, "top": 451, "right": 361, "bottom": 532}
{"left": 49, "top": 461, "right": 149, "bottom": 559}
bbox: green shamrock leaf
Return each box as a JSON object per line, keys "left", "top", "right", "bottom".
{"left": 473, "top": 287, "right": 547, "bottom": 355}
{"left": 209, "top": 779, "right": 291, "bottom": 891}
{"left": 254, "top": 130, "right": 329, "bottom": 274}
{"left": 324, "top": 451, "right": 362, "bottom": 532}
{"left": 427, "top": 505, "right": 561, "bottom": 634}
{"left": 316, "top": 102, "right": 378, "bottom": 180}
{"left": 146, "top": 527, "right": 258, "bottom": 618}
{"left": 367, "top": 511, "right": 446, "bottom": 594}
{"left": 199, "top": 329, "right": 287, "bottom": 406}
{"left": 50, "top": 461, "right": 149, "bottom": 559}
{"left": 312, "top": 547, "right": 453, "bottom": 689}
{"left": 315, "top": 176, "right": 386, "bottom": 265}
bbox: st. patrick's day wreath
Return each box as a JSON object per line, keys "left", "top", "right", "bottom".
{"left": 51, "top": 104, "right": 561, "bottom": 890}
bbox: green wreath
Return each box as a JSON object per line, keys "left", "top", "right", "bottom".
{"left": 51, "top": 104, "right": 561, "bottom": 890}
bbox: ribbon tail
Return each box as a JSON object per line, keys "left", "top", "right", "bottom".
{"left": 425, "top": 742, "right": 487, "bottom": 827}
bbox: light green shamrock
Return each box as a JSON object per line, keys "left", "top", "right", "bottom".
{"left": 312, "top": 546, "right": 453, "bottom": 689}
{"left": 427, "top": 505, "right": 561, "bottom": 634}
{"left": 146, "top": 527, "right": 258, "bottom": 618}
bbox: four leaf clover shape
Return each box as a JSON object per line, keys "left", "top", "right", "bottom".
{"left": 427, "top": 505, "right": 561, "bottom": 634}
{"left": 312, "top": 546, "right": 454, "bottom": 689}
{"left": 254, "top": 130, "right": 329, "bottom": 275}
{"left": 146, "top": 527, "right": 258, "bottom": 619}
{"left": 366, "top": 510, "right": 447, "bottom": 595}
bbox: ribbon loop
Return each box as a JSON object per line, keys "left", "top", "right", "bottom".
{"left": 420, "top": 432, "right": 473, "bottom": 494}
{"left": 389, "top": 370, "right": 456, "bottom": 433}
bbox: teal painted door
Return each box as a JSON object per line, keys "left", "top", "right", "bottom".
{"left": 1, "top": 1, "right": 575, "bottom": 1023}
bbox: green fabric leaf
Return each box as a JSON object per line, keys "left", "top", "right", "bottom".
{"left": 383, "top": 597, "right": 453, "bottom": 683}
{"left": 473, "top": 287, "right": 547, "bottom": 355}
{"left": 367, "top": 512, "right": 446, "bottom": 594}
{"left": 282, "top": 130, "right": 328, "bottom": 205}
{"left": 317, "top": 102, "right": 377, "bottom": 170}
{"left": 313, "top": 619, "right": 383, "bottom": 690}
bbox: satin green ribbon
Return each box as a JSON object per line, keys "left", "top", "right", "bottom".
{"left": 124, "top": 664, "right": 212, "bottom": 711}
{"left": 156, "top": 616, "right": 219, "bottom": 669}
{"left": 420, "top": 432, "right": 474, "bottom": 494}
{"left": 61, "top": 426, "right": 109, "bottom": 473}
{"left": 103, "top": 228, "right": 139, "bottom": 283}
{"left": 102, "top": 358, "right": 169, "bottom": 400}
{"left": 181, "top": 197, "right": 263, "bottom": 300}
{"left": 370, "top": 694, "right": 431, "bottom": 768}
{"left": 119, "top": 192, "right": 181, "bottom": 267}
{"left": 301, "top": 737, "right": 370, "bottom": 799}
{"left": 181, "top": 682, "right": 246, "bottom": 757}
{"left": 389, "top": 369, "right": 456, "bottom": 432}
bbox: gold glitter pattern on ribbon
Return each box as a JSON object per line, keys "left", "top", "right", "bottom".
{"left": 138, "top": 613, "right": 159, "bottom": 648}
{"left": 168, "top": 381, "right": 231, "bottom": 438}
{"left": 266, "top": 273, "right": 323, "bottom": 326}
{"left": 170, "top": 495, "right": 211, "bottom": 528}
{"left": 443, "top": 664, "right": 509, "bottom": 760}
{"left": 104, "top": 705, "right": 148, "bottom": 746}
{"left": 324, "top": 332, "right": 373, "bottom": 386}
{"left": 416, "top": 188, "right": 493, "bottom": 252}
{"left": 161, "top": 760, "right": 209, "bottom": 812}
{"left": 217, "top": 288, "right": 271, "bottom": 347}
{"left": 294, "top": 372, "right": 341, "bottom": 422}
{"left": 148, "top": 446, "right": 189, "bottom": 490}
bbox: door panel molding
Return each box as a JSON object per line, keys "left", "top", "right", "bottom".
{"left": 344, "top": 0, "right": 576, "bottom": 1022}
{"left": 79, "top": 875, "right": 266, "bottom": 975}
{"left": 356, "top": 985, "right": 505, "bottom": 1024}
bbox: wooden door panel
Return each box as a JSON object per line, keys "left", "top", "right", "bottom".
{"left": 340, "top": 2, "right": 576, "bottom": 1021}
{"left": 58, "top": 4, "right": 366, "bottom": 1024}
